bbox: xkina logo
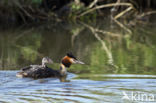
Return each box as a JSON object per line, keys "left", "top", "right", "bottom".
{"left": 122, "top": 91, "right": 155, "bottom": 102}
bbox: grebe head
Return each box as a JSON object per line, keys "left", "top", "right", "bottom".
{"left": 61, "top": 52, "right": 84, "bottom": 68}
{"left": 42, "top": 57, "right": 53, "bottom": 67}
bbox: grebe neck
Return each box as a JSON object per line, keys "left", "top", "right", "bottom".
{"left": 59, "top": 64, "right": 67, "bottom": 76}
{"left": 42, "top": 62, "right": 46, "bottom": 68}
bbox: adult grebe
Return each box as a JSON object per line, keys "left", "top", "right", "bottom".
{"left": 16, "top": 52, "right": 84, "bottom": 78}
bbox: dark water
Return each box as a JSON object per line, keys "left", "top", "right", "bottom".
{"left": 0, "top": 21, "right": 156, "bottom": 102}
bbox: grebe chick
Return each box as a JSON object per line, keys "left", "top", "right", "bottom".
{"left": 16, "top": 57, "right": 53, "bottom": 78}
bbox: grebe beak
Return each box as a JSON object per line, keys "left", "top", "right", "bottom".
{"left": 75, "top": 60, "right": 85, "bottom": 64}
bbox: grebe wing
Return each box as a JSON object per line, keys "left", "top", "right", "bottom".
{"left": 21, "top": 66, "right": 31, "bottom": 71}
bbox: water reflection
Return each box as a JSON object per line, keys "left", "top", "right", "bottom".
{"left": 0, "top": 21, "right": 156, "bottom": 103}
{"left": 0, "top": 21, "right": 156, "bottom": 75}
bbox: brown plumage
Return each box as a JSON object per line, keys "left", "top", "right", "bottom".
{"left": 61, "top": 56, "right": 72, "bottom": 68}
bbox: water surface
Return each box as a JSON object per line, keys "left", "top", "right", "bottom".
{"left": 0, "top": 71, "right": 156, "bottom": 103}
{"left": 0, "top": 21, "right": 156, "bottom": 102}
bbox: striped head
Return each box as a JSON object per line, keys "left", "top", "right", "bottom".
{"left": 42, "top": 57, "right": 53, "bottom": 67}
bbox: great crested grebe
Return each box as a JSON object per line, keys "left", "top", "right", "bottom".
{"left": 16, "top": 52, "right": 84, "bottom": 78}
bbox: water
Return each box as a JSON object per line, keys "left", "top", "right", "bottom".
{"left": 0, "top": 21, "right": 156, "bottom": 102}
{"left": 0, "top": 71, "right": 156, "bottom": 103}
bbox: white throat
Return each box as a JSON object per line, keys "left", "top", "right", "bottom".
{"left": 42, "top": 62, "right": 46, "bottom": 68}
{"left": 60, "top": 64, "right": 67, "bottom": 76}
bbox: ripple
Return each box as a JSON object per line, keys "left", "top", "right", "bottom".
{"left": 0, "top": 71, "right": 156, "bottom": 103}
